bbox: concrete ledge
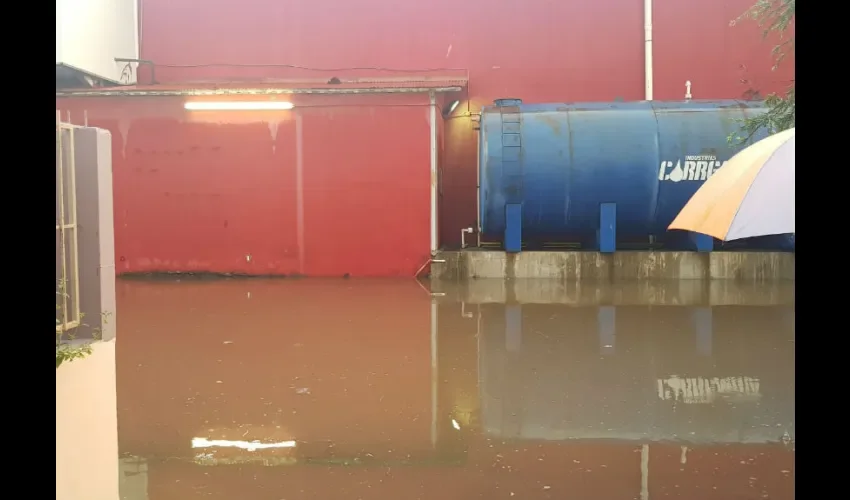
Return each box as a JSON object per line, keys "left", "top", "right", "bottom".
{"left": 57, "top": 340, "right": 119, "bottom": 500}
{"left": 429, "top": 279, "right": 795, "bottom": 306}
{"left": 431, "top": 251, "right": 795, "bottom": 281}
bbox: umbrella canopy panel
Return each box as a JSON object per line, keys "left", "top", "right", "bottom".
{"left": 670, "top": 128, "right": 795, "bottom": 241}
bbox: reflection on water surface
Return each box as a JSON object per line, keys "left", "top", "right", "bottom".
{"left": 117, "top": 279, "right": 794, "bottom": 500}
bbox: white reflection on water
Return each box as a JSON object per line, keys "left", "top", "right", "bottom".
{"left": 657, "top": 376, "right": 761, "bottom": 404}
{"left": 191, "top": 437, "right": 297, "bottom": 451}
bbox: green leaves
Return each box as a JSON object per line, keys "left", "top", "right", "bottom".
{"left": 56, "top": 343, "right": 93, "bottom": 369}
{"left": 734, "top": 0, "right": 795, "bottom": 141}
{"left": 56, "top": 279, "right": 95, "bottom": 369}
{"left": 739, "top": 0, "right": 795, "bottom": 40}
{"left": 732, "top": 86, "right": 795, "bottom": 145}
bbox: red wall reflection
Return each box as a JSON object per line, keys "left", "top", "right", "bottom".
{"left": 117, "top": 279, "right": 433, "bottom": 457}
{"left": 650, "top": 444, "right": 794, "bottom": 500}
{"left": 142, "top": 441, "right": 793, "bottom": 500}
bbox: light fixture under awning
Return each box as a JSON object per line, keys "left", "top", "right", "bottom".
{"left": 184, "top": 101, "right": 294, "bottom": 111}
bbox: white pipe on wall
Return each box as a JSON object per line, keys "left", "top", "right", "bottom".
{"left": 461, "top": 227, "right": 474, "bottom": 248}
{"left": 644, "top": 0, "right": 653, "bottom": 100}
{"left": 476, "top": 120, "right": 481, "bottom": 246}
{"left": 429, "top": 91, "right": 438, "bottom": 255}
{"left": 430, "top": 300, "right": 438, "bottom": 447}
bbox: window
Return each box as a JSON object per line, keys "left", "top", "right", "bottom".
{"left": 56, "top": 116, "right": 80, "bottom": 334}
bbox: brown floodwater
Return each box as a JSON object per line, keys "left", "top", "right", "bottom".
{"left": 116, "top": 278, "right": 795, "bottom": 500}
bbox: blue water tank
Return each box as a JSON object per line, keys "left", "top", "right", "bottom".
{"left": 479, "top": 100, "right": 786, "bottom": 249}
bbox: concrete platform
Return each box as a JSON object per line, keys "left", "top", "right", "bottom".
{"left": 431, "top": 251, "right": 795, "bottom": 281}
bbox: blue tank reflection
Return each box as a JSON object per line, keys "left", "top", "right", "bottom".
{"left": 444, "top": 301, "right": 795, "bottom": 445}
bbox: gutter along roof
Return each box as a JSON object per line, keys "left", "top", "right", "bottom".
{"left": 56, "top": 79, "right": 467, "bottom": 97}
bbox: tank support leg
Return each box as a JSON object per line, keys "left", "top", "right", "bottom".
{"left": 693, "top": 307, "right": 713, "bottom": 357}
{"left": 598, "top": 203, "right": 617, "bottom": 253}
{"left": 506, "top": 304, "right": 522, "bottom": 352}
{"left": 505, "top": 203, "right": 522, "bottom": 253}
{"left": 690, "top": 232, "right": 714, "bottom": 252}
{"left": 598, "top": 306, "right": 616, "bottom": 355}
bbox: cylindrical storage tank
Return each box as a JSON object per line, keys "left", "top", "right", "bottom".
{"left": 478, "top": 100, "right": 788, "bottom": 250}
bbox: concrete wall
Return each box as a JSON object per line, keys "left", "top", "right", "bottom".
{"left": 76, "top": 127, "right": 117, "bottom": 340}
{"left": 431, "top": 251, "right": 795, "bottom": 281}
{"left": 57, "top": 126, "right": 117, "bottom": 341}
{"left": 56, "top": 340, "right": 119, "bottom": 500}
{"left": 56, "top": 125, "right": 119, "bottom": 500}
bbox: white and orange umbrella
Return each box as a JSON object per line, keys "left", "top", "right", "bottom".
{"left": 669, "top": 128, "right": 795, "bottom": 240}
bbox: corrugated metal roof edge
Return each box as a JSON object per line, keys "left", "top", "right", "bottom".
{"left": 56, "top": 80, "right": 468, "bottom": 98}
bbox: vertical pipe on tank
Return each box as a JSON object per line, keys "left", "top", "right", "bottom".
{"left": 429, "top": 91, "right": 439, "bottom": 255}
{"left": 644, "top": 0, "right": 653, "bottom": 100}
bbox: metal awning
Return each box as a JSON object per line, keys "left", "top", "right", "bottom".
{"left": 56, "top": 79, "right": 467, "bottom": 98}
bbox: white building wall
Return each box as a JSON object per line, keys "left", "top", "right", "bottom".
{"left": 56, "top": 0, "right": 139, "bottom": 84}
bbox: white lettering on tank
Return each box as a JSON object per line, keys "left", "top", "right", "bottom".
{"left": 710, "top": 161, "right": 727, "bottom": 176}
{"left": 683, "top": 161, "right": 696, "bottom": 180}
{"left": 667, "top": 161, "right": 685, "bottom": 182}
{"left": 695, "top": 161, "right": 709, "bottom": 180}
{"left": 660, "top": 156, "right": 726, "bottom": 182}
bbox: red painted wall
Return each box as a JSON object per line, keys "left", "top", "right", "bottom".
{"left": 58, "top": 93, "right": 432, "bottom": 277}
{"left": 64, "top": 0, "right": 792, "bottom": 274}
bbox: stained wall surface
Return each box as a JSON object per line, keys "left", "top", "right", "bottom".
{"left": 57, "top": 94, "right": 432, "bottom": 276}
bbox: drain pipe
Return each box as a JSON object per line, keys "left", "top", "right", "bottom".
{"left": 429, "top": 91, "right": 439, "bottom": 256}
{"left": 644, "top": 0, "right": 653, "bottom": 100}
{"left": 461, "top": 227, "right": 474, "bottom": 249}
{"left": 430, "top": 300, "right": 438, "bottom": 447}
{"left": 475, "top": 114, "right": 482, "bottom": 247}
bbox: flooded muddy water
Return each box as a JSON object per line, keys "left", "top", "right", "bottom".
{"left": 116, "top": 278, "right": 794, "bottom": 500}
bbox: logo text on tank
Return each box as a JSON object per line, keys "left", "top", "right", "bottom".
{"left": 658, "top": 156, "right": 727, "bottom": 182}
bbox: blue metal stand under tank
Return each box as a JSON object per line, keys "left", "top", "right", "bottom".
{"left": 478, "top": 98, "right": 792, "bottom": 252}
{"left": 691, "top": 233, "right": 714, "bottom": 252}
{"left": 505, "top": 204, "right": 523, "bottom": 253}
{"left": 598, "top": 203, "right": 617, "bottom": 253}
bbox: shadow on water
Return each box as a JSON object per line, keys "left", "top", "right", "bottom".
{"left": 116, "top": 279, "right": 794, "bottom": 500}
